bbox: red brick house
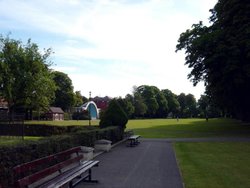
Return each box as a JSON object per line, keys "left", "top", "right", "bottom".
{"left": 92, "top": 96, "right": 111, "bottom": 111}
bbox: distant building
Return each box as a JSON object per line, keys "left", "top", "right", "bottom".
{"left": 79, "top": 101, "right": 99, "bottom": 119}
{"left": 46, "top": 107, "right": 64, "bottom": 121}
{"left": 92, "top": 96, "right": 112, "bottom": 111}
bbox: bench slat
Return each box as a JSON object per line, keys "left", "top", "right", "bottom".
{"left": 14, "top": 146, "right": 99, "bottom": 188}
{"left": 14, "top": 146, "right": 82, "bottom": 175}
{"left": 39, "top": 161, "right": 99, "bottom": 188}
{"left": 17, "top": 155, "right": 83, "bottom": 188}
{"left": 13, "top": 155, "right": 55, "bottom": 175}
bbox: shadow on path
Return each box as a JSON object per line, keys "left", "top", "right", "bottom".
{"left": 76, "top": 140, "right": 183, "bottom": 188}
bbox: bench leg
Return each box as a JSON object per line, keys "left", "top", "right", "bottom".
{"left": 83, "top": 169, "right": 98, "bottom": 183}
{"left": 127, "top": 139, "right": 135, "bottom": 147}
{"left": 71, "top": 169, "right": 98, "bottom": 187}
{"left": 135, "top": 138, "right": 140, "bottom": 145}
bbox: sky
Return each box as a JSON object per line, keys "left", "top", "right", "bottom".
{"left": 0, "top": 0, "right": 218, "bottom": 100}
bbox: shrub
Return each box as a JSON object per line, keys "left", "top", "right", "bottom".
{"left": 99, "top": 99, "right": 128, "bottom": 129}
{"left": 0, "top": 126, "right": 123, "bottom": 187}
{"left": 72, "top": 111, "right": 89, "bottom": 120}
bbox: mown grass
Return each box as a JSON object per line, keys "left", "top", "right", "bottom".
{"left": 0, "top": 136, "right": 43, "bottom": 146}
{"left": 126, "top": 118, "right": 250, "bottom": 138}
{"left": 2, "top": 118, "right": 250, "bottom": 187}
{"left": 174, "top": 142, "right": 250, "bottom": 188}
{"left": 25, "top": 120, "right": 100, "bottom": 126}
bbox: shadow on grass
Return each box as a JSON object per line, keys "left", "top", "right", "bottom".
{"left": 130, "top": 118, "right": 250, "bottom": 138}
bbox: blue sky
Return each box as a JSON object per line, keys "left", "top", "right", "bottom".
{"left": 0, "top": 0, "right": 217, "bottom": 99}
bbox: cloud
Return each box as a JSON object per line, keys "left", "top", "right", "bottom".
{"left": 0, "top": 0, "right": 218, "bottom": 99}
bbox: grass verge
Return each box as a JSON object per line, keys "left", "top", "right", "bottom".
{"left": 126, "top": 118, "right": 250, "bottom": 138}
{"left": 25, "top": 120, "right": 100, "bottom": 126}
{"left": 174, "top": 142, "right": 250, "bottom": 188}
{"left": 0, "top": 136, "right": 43, "bottom": 146}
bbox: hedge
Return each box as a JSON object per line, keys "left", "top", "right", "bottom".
{"left": 0, "top": 123, "right": 98, "bottom": 136}
{"left": 0, "top": 126, "right": 123, "bottom": 187}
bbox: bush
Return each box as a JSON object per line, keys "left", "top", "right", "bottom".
{"left": 72, "top": 111, "right": 89, "bottom": 120}
{"left": 0, "top": 126, "right": 123, "bottom": 187}
{"left": 99, "top": 99, "right": 128, "bottom": 129}
{"left": 64, "top": 112, "right": 71, "bottom": 120}
{"left": 0, "top": 124, "right": 95, "bottom": 137}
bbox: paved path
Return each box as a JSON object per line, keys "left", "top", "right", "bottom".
{"left": 76, "top": 140, "right": 183, "bottom": 188}
{"left": 76, "top": 136, "right": 250, "bottom": 188}
{"left": 142, "top": 137, "right": 250, "bottom": 142}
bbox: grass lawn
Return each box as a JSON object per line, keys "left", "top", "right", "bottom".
{"left": 126, "top": 118, "right": 250, "bottom": 138}
{"left": 2, "top": 118, "right": 250, "bottom": 187}
{"left": 174, "top": 142, "right": 250, "bottom": 188}
{"left": 25, "top": 120, "right": 100, "bottom": 126}
{"left": 0, "top": 136, "right": 43, "bottom": 146}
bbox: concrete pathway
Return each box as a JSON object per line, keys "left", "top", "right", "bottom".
{"left": 76, "top": 140, "right": 183, "bottom": 188}
{"left": 76, "top": 136, "right": 250, "bottom": 188}
{"left": 142, "top": 137, "right": 250, "bottom": 142}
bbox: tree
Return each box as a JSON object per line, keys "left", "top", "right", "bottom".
{"left": 198, "top": 94, "right": 222, "bottom": 118}
{"left": 176, "top": 0, "right": 250, "bottom": 121}
{"left": 177, "top": 93, "right": 187, "bottom": 117}
{"left": 74, "top": 91, "right": 83, "bottom": 107}
{"left": 99, "top": 99, "right": 128, "bottom": 129}
{"left": 133, "top": 92, "right": 147, "bottom": 118}
{"left": 0, "top": 35, "right": 55, "bottom": 118}
{"left": 162, "top": 89, "right": 180, "bottom": 117}
{"left": 51, "top": 71, "right": 75, "bottom": 111}
{"left": 117, "top": 97, "right": 135, "bottom": 119}
{"left": 197, "top": 95, "right": 209, "bottom": 118}
{"left": 155, "top": 91, "right": 168, "bottom": 118}
{"left": 185, "top": 94, "right": 197, "bottom": 117}
{"left": 133, "top": 85, "right": 171, "bottom": 118}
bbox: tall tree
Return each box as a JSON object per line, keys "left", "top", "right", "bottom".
{"left": 0, "top": 35, "right": 55, "bottom": 117}
{"left": 162, "top": 89, "right": 180, "bottom": 117}
{"left": 51, "top": 71, "right": 75, "bottom": 111}
{"left": 136, "top": 85, "right": 159, "bottom": 117}
{"left": 176, "top": 0, "right": 250, "bottom": 121}
{"left": 117, "top": 97, "right": 135, "bottom": 119}
{"left": 177, "top": 93, "right": 187, "bottom": 118}
{"left": 185, "top": 94, "right": 197, "bottom": 117}
{"left": 74, "top": 91, "right": 83, "bottom": 107}
{"left": 99, "top": 99, "right": 128, "bottom": 130}
{"left": 133, "top": 92, "right": 147, "bottom": 118}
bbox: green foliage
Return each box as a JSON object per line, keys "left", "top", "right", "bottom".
{"left": 74, "top": 91, "right": 83, "bottom": 107}
{"left": 0, "top": 126, "right": 123, "bottom": 187}
{"left": 51, "top": 71, "right": 75, "bottom": 111}
{"left": 197, "top": 94, "right": 221, "bottom": 118}
{"left": 123, "top": 85, "right": 202, "bottom": 119}
{"left": 176, "top": 0, "right": 250, "bottom": 121}
{"left": 0, "top": 35, "right": 56, "bottom": 114}
{"left": 72, "top": 111, "right": 89, "bottom": 120}
{"left": 116, "top": 97, "right": 135, "bottom": 118}
{"left": 176, "top": 93, "right": 197, "bottom": 118}
{"left": 162, "top": 89, "right": 180, "bottom": 117}
{"left": 133, "top": 92, "right": 147, "bottom": 117}
{"left": 99, "top": 99, "right": 128, "bottom": 129}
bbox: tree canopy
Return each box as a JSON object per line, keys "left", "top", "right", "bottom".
{"left": 176, "top": 0, "right": 250, "bottom": 121}
{"left": 0, "top": 35, "right": 55, "bottom": 115}
{"left": 51, "top": 71, "right": 75, "bottom": 111}
{"left": 99, "top": 99, "right": 128, "bottom": 129}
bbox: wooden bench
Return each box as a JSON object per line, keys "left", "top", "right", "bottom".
{"left": 13, "top": 146, "right": 99, "bottom": 188}
{"left": 127, "top": 135, "right": 141, "bottom": 147}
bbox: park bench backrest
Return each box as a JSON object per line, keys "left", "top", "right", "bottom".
{"left": 13, "top": 146, "right": 83, "bottom": 188}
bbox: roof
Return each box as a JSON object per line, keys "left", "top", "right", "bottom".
{"left": 49, "top": 107, "right": 64, "bottom": 114}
